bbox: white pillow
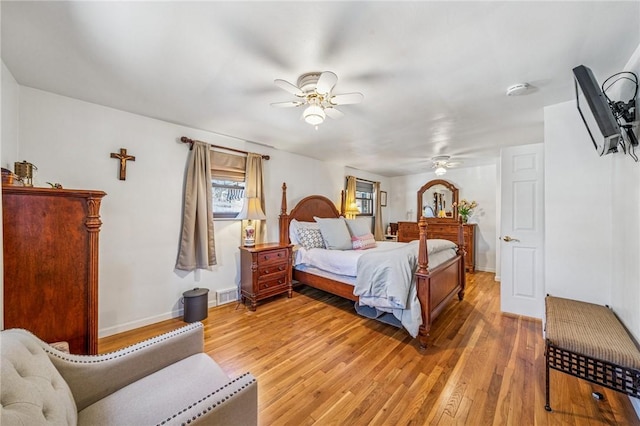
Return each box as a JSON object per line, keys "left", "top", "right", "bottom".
{"left": 314, "top": 217, "right": 353, "bottom": 250}
{"left": 427, "top": 239, "right": 457, "bottom": 254}
{"left": 345, "top": 218, "right": 372, "bottom": 237}
{"left": 289, "top": 219, "right": 319, "bottom": 245}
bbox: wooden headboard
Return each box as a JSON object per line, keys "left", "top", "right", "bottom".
{"left": 278, "top": 183, "right": 341, "bottom": 244}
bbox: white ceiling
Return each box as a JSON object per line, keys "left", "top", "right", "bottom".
{"left": 2, "top": 1, "right": 639, "bottom": 177}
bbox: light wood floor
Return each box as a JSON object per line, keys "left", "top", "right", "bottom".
{"left": 100, "top": 272, "right": 639, "bottom": 425}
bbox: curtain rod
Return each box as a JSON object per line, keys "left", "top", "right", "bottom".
{"left": 347, "top": 175, "right": 378, "bottom": 184}
{"left": 180, "top": 136, "right": 270, "bottom": 160}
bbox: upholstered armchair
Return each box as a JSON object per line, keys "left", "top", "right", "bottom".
{"left": 1, "top": 322, "right": 257, "bottom": 425}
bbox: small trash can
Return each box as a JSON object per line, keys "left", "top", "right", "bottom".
{"left": 182, "top": 288, "right": 209, "bottom": 322}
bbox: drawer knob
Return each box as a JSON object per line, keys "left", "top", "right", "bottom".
{"left": 278, "top": 279, "right": 284, "bottom": 284}
{"left": 264, "top": 269, "right": 269, "bottom": 274}
{"left": 278, "top": 266, "right": 284, "bottom": 271}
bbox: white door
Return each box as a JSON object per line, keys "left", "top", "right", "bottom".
{"left": 500, "top": 143, "right": 545, "bottom": 318}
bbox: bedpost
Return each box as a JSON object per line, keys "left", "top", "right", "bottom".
{"left": 416, "top": 216, "right": 431, "bottom": 348}
{"left": 417, "top": 216, "right": 429, "bottom": 275}
{"left": 279, "top": 182, "right": 289, "bottom": 245}
{"left": 340, "top": 190, "right": 346, "bottom": 216}
{"left": 457, "top": 216, "right": 466, "bottom": 300}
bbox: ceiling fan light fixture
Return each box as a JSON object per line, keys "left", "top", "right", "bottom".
{"left": 434, "top": 166, "right": 447, "bottom": 176}
{"left": 303, "top": 105, "right": 325, "bottom": 126}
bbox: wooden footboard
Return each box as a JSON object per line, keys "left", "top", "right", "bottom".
{"left": 279, "top": 182, "right": 465, "bottom": 349}
{"left": 415, "top": 216, "right": 466, "bottom": 348}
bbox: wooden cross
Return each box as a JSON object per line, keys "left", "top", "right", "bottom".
{"left": 110, "top": 148, "right": 136, "bottom": 180}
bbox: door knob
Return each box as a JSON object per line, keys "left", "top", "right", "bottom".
{"left": 501, "top": 236, "right": 520, "bottom": 242}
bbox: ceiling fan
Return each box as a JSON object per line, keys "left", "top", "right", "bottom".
{"left": 432, "top": 156, "right": 462, "bottom": 176}
{"left": 271, "top": 71, "right": 364, "bottom": 127}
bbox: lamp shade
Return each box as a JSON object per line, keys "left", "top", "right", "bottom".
{"left": 303, "top": 105, "right": 326, "bottom": 126}
{"left": 434, "top": 166, "right": 447, "bottom": 176}
{"left": 236, "top": 197, "right": 266, "bottom": 220}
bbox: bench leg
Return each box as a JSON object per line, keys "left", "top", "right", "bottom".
{"left": 545, "top": 343, "right": 552, "bottom": 412}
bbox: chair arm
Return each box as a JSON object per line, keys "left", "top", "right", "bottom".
{"left": 160, "top": 372, "right": 258, "bottom": 426}
{"left": 47, "top": 322, "right": 205, "bottom": 411}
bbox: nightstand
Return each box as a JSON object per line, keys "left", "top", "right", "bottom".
{"left": 384, "top": 234, "right": 398, "bottom": 242}
{"left": 240, "top": 243, "right": 293, "bottom": 311}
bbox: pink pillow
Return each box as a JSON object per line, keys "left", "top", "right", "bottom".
{"left": 352, "top": 233, "right": 377, "bottom": 250}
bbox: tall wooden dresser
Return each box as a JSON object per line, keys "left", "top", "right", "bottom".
{"left": 2, "top": 186, "right": 106, "bottom": 354}
{"left": 397, "top": 220, "right": 476, "bottom": 272}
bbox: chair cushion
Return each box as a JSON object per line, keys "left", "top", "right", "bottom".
{"left": 77, "top": 353, "right": 231, "bottom": 425}
{"left": 1, "top": 329, "right": 77, "bottom": 425}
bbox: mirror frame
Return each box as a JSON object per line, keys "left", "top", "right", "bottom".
{"left": 417, "top": 179, "right": 459, "bottom": 221}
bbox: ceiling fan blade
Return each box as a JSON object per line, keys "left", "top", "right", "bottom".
{"left": 446, "top": 161, "right": 463, "bottom": 168}
{"left": 270, "top": 101, "right": 304, "bottom": 108}
{"left": 274, "top": 79, "right": 304, "bottom": 97}
{"left": 324, "top": 107, "right": 344, "bottom": 119}
{"left": 316, "top": 71, "right": 338, "bottom": 95}
{"left": 330, "top": 92, "right": 364, "bottom": 105}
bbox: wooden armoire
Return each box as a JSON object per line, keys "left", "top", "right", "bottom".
{"left": 2, "top": 186, "right": 106, "bottom": 354}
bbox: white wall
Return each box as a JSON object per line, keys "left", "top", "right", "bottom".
{"left": 544, "top": 100, "right": 613, "bottom": 303}
{"left": 611, "top": 44, "right": 640, "bottom": 341}
{"left": 388, "top": 164, "right": 498, "bottom": 272}
{"left": 4, "top": 85, "right": 387, "bottom": 336}
{"left": 544, "top": 43, "right": 640, "bottom": 341}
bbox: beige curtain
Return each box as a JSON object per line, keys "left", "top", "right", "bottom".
{"left": 345, "top": 176, "right": 357, "bottom": 219}
{"left": 374, "top": 182, "right": 384, "bottom": 240}
{"left": 176, "top": 141, "right": 216, "bottom": 271}
{"left": 244, "top": 153, "right": 265, "bottom": 244}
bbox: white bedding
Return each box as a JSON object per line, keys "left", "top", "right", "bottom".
{"left": 293, "top": 239, "right": 457, "bottom": 277}
{"left": 294, "top": 239, "right": 459, "bottom": 338}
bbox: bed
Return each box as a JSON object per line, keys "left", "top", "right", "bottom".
{"left": 277, "top": 183, "right": 466, "bottom": 348}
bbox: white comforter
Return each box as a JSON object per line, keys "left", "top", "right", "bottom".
{"left": 294, "top": 239, "right": 458, "bottom": 338}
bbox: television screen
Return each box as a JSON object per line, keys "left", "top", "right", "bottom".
{"left": 573, "top": 65, "right": 621, "bottom": 156}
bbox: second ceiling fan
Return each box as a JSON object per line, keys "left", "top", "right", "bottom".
{"left": 271, "top": 71, "right": 363, "bottom": 127}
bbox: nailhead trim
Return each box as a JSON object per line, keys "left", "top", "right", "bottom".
{"left": 39, "top": 323, "right": 203, "bottom": 363}
{"left": 156, "top": 373, "right": 256, "bottom": 426}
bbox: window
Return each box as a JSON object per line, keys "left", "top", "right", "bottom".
{"left": 210, "top": 150, "right": 247, "bottom": 219}
{"left": 212, "top": 180, "right": 245, "bottom": 218}
{"left": 355, "top": 179, "right": 374, "bottom": 216}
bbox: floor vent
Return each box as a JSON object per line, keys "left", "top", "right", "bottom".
{"left": 216, "top": 288, "right": 238, "bottom": 305}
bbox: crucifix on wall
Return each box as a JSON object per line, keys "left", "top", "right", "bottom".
{"left": 110, "top": 148, "right": 136, "bottom": 180}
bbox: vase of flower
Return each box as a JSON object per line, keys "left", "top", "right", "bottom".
{"left": 454, "top": 199, "right": 478, "bottom": 224}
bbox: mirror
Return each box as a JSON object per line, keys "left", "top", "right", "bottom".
{"left": 417, "top": 179, "right": 458, "bottom": 221}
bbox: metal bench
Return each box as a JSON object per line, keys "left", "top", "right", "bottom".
{"left": 544, "top": 295, "right": 640, "bottom": 411}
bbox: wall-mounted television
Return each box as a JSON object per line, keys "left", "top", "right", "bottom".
{"left": 573, "top": 65, "right": 621, "bottom": 156}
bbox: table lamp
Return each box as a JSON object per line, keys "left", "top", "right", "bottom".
{"left": 236, "top": 197, "right": 266, "bottom": 247}
{"left": 345, "top": 202, "right": 360, "bottom": 219}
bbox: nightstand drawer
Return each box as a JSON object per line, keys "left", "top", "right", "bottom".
{"left": 257, "top": 249, "right": 288, "bottom": 265}
{"left": 258, "top": 263, "right": 287, "bottom": 277}
{"left": 258, "top": 275, "right": 288, "bottom": 291}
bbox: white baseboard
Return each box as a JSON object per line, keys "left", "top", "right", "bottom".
{"left": 474, "top": 266, "right": 496, "bottom": 273}
{"left": 494, "top": 275, "right": 501, "bottom": 282}
{"left": 98, "top": 299, "right": 218, "bottom": 338}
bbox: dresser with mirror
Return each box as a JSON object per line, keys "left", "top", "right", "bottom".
{"left": 397, "top": 179, "right": 476, "bottom": 272}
